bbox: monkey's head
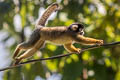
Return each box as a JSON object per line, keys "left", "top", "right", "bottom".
{"left": 69, "top": 23, "right": 84, "bottom": 35}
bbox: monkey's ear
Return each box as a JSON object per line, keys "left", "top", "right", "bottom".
{"left": 70, "top": 25, "right": 78, "bottom": 31}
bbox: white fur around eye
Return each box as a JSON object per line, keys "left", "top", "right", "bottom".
{"left": 72, "top": 25, "right": 78, "bottom": 31}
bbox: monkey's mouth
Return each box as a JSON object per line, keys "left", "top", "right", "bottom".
{"left": 79, "top": 31, "right": 84, "bottom": 35}
{"left": 78, "top": 29, "right": 84, "bottom": 35}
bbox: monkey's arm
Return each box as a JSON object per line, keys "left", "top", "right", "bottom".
{"left": 75, "top": 35, "right": 103, "bottom": 45}
{"left": 36, "top": 3, "right": 59, "bottom": 26}
{"left": 64, "top": 43, "right": 81, "bottom": 53}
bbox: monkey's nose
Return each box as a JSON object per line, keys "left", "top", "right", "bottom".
{"left": 80, "top": 31, "right": 84, "bottom": 35}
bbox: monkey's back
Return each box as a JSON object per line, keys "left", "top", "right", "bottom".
{"left": 39, "top": 27, "right": 73, "bottom": 44}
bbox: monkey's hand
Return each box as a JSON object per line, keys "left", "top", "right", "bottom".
{"left": 96, "top": 40, "right": 104, "bottom": 46}
{"left": 76, "top": 48, "right": 82, "bottom": 54}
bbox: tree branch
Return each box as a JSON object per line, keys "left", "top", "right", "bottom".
{"left": 0, "top": 41, "right": 120, "bottom": 72}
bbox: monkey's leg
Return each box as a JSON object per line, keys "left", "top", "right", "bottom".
{"left": 13, "top": 30, "right": 40, "bottom": 59}
{"left": 13, "top": 40, "right": 45, "bottom": 65}
{"left": 75, "top": 35, "right": 103, "bottom": 45}
{"left": 64, "top": 43, "right": 81, "bottom": 54}
{"left": 13, "top": 48, "right": 37, "bottom": 65}
{"left": 13, "top": 42, "right": 35, "bottom": 59}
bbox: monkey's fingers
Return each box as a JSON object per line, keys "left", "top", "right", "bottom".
{"left": 96, "top": 40, "right": 104, "bottom": 46}
{"left": 76, "top": 48, "right": 82, "bottom": 54}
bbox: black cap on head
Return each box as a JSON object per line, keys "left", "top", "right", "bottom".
{"left": 71, "top": 23, "right": 84, "bottom": 29}
{"left": 69, "top": 23, "right": 84, "bottom": 32}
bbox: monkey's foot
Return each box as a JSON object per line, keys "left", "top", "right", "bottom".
{"left": 12, "top": 59, "right": 22, "bottom": 66}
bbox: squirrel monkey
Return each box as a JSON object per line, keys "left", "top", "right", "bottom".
{"left": 13, "top": 3, "right": 103, "bottom": 65}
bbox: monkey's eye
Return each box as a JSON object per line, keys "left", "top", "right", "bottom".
{"left": 71, "top": 25, "right": 78, "bottom": 31}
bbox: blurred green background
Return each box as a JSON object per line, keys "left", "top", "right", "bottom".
{"left": 0, "top": 0, "right": 120, "bottom": 80}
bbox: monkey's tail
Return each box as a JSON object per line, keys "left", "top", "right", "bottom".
{"left": 36, "top": 3, "right": 59, "bottom": 27}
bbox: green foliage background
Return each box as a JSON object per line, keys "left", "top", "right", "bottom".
{"left": 0, "top": 0, "right": 120, "bottom": 80}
